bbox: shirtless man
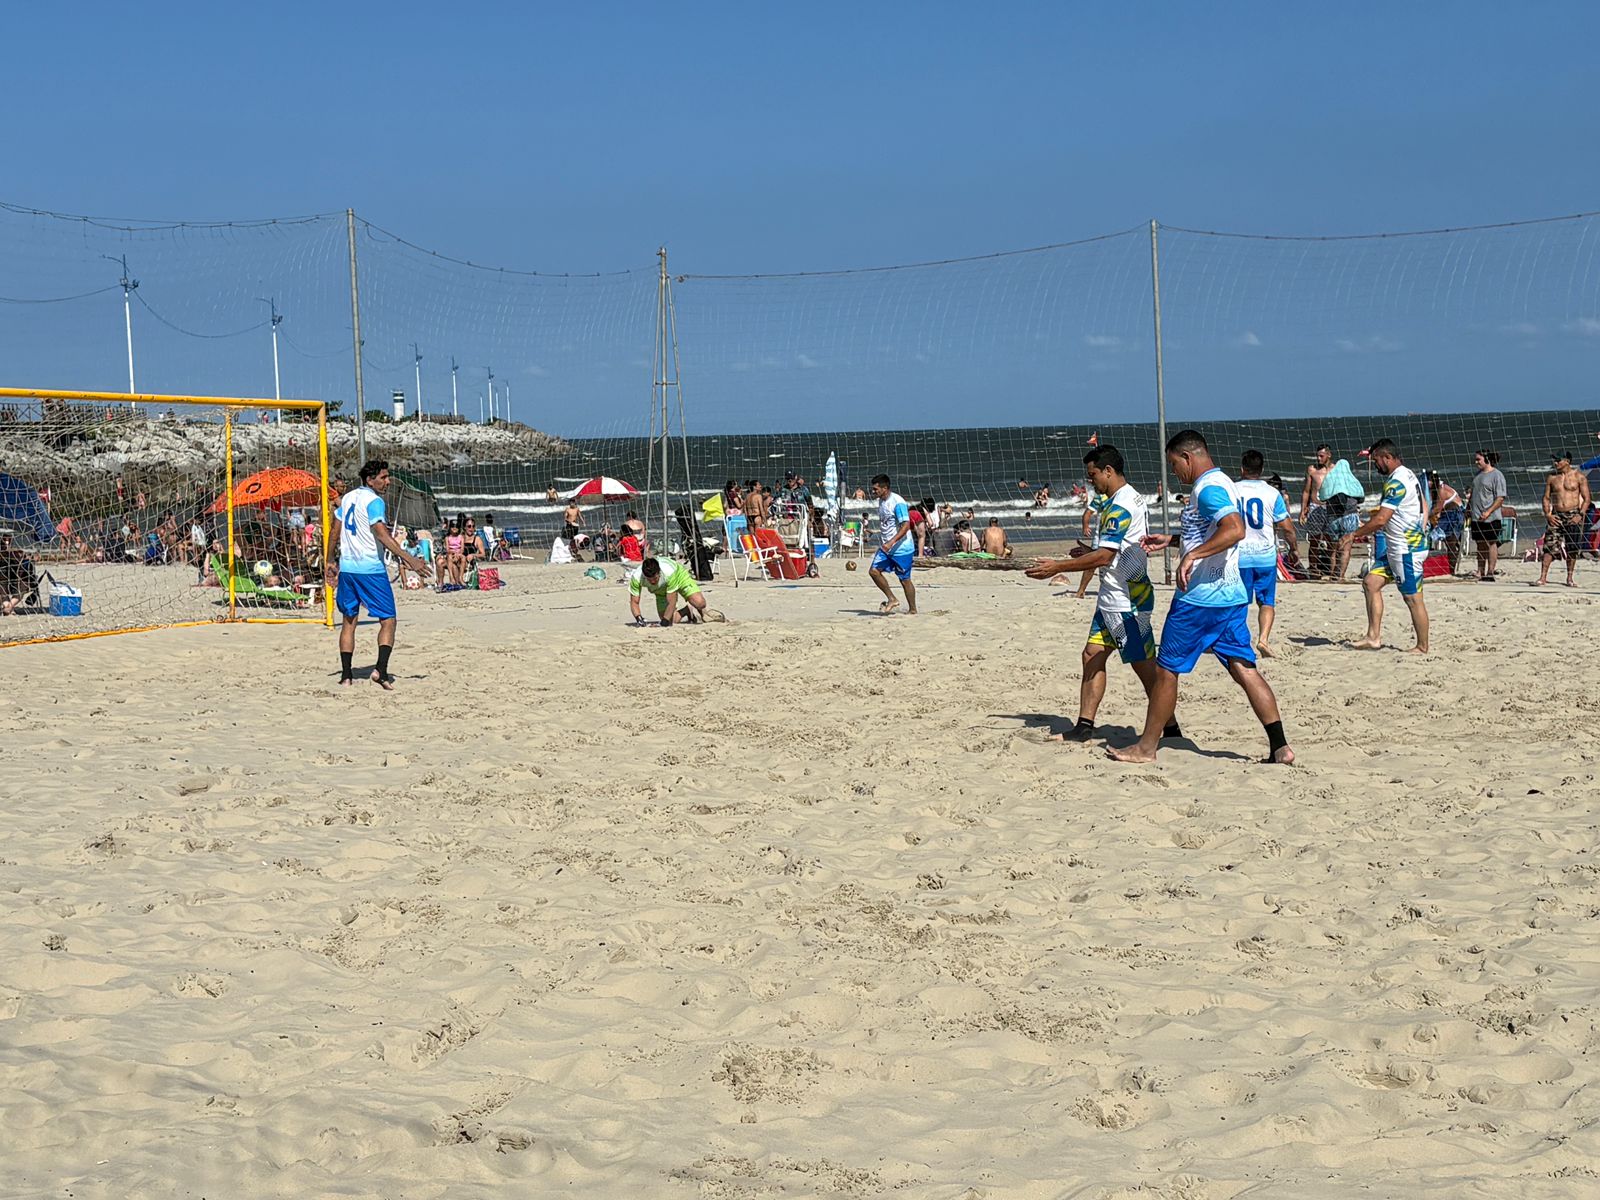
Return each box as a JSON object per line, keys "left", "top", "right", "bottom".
{"left": 1536, "top": 451, "right": 1591, "bottom": 587}
{"left": 1301, "top": 444, "right": 1333, "bottom": 577}
{"left": 981, "top": 517, "right": 1011, "bottom": 558}
{"left": 563, "top": 499, "right": 583, "bottom": 531}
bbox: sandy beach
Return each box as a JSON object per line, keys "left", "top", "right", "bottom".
{"left": 3, "top": 556, "right": 1598, "bottom": 1198}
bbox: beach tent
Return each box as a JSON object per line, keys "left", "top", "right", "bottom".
{"left": 390, "top": 468, "right": 441, "bottom": 532}
{"left": 0, "top": 471, "right": 54, "bottom": 543}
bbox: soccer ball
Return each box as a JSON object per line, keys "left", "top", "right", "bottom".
{"left": 253, "top": 560, "right": 273, "bottom": 579}
{"left": 845, "top": 560, "right": 857, "bottom": 572}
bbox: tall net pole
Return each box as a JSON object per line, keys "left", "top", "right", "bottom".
{"left": 1149, "top": 219, "right": 1173, "bottom": 584}
{"left": 347, "top": 209, "right": 366, "bottom": 464}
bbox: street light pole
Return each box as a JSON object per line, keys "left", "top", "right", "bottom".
{"left": 104, "top": 254, "right": 139, "bottom": 409}
{"left": 259, "top": 297, "right": 283, "bottom": 423}
{"left": 485, "top": 367, "right": 495, "bottom": 423}
{"left": 413, "top": 342, "right": 424, "bottom": 422}
{"left": 451, "top": 357, "right": 459, "bottom": 418}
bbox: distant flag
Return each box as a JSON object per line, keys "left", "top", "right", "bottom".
{"left": 1087, "top": 432, "right": 1099, "bottom": 447}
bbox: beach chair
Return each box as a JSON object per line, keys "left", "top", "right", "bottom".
{"left": 208, "top": 554, "right": 304, "bottom": 606}
{"left": 839, "top": 517, "right": 865, "bottom": 561}
{"left": 738, "top": 533, "right": 784, "bottom": 581}
{"left": 742, "top": 531, "right": 806, "bottom": 582}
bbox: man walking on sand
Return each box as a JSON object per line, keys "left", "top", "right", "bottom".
{"left": 1350, "top": 439, "right": 1430, "bottom": 654}
{"left": 868, "top": 473, "right": 917, "bottom": 615}
{"left": 329, "top": 460, "right": 431, "bottom": 690}
{"left": 1536, "top": 451, "right": 1591, "bottom": 587}
{"left": 1026, "top": 445, "right": 1182, "bottom": 744}
{"left": 1109, "top": 430, "right": 1293, "bottom": 766}
{"left": 1236, "top": 449, "right": 1300, "bottom": 657}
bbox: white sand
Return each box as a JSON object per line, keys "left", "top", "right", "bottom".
{"left": 3, "top": 557, "right": 1598, "bottom": 1198}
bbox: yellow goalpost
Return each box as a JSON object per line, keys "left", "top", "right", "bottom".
{"left": 0, "top": 387, "right": 336, "bottom": 646}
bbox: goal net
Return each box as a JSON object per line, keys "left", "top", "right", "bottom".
{"left": 0, "top": 389, "right": 334, "bottom": 646}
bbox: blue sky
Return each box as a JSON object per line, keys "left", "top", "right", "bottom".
{"left": 5, "top": 1, "right": 1600, "bottom": 432}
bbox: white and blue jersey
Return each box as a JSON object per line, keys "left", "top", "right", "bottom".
{"left": 1235, "top": 478, "right": 1288, "bottom": 569}
{"left": 335, "top": 486, "right": 388, "bottom": 575}
{"left": 878, "top": 492, "right": 912, "bottom": 555}
{"left": 1176, "top": 468, "right": 1247, "bottom": 608}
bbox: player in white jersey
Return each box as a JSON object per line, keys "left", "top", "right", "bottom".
{"left": 867, "top": 473, "right": 917, "bottom": 615}
{"left": 328, "top": 460, "right": 431, "bottom": 690}
{"left": 1236, "top": 450, "right": 1300, "bottom": 657}
{"left": 1027, "top": 445, "right": 1182, "bottom": 743}
{"left": 1110, "top": 430, "right": 1294, "bottom": 765}
{"left": 1350, "top": 438, "right": 1430, "bottom": 654}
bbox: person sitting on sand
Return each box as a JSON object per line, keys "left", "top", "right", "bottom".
{"left": 981, "top": 517, "right": 1011, "bottom": 558}
{"left": 1, "top": 528, "right": 34, "bottom": 615}
{"left": 954, "top": 520, "right": 980, "bottom": 552}
{"left": 629, "top": 555, "right": 710, "bottom": 626}
{"left": 442, "top": 520, "right": 467, "bottom": 586}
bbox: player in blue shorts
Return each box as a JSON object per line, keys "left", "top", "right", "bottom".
{"left": 1109, "top": 430, "right": 1294, "bottom": 765}
{"left": 867, "top": 473, "right": 917, "bottom": 615}
{"left": 1235, "top": 450, "right": 1300, "bottom": 657}
{"left": 328, "top": 460, "right": 431, "bottom": 690}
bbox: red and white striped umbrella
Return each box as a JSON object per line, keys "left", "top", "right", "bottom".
{"left": 564, "top": 476, "right": 639, "bottom": 501}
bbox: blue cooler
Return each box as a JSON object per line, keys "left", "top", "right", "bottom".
{"left": 49, "top": 585, "right": 83, "bottom": 617}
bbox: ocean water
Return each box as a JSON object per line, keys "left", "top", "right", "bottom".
{"left": 429, "top": 408, "right": 1599, "bottom": 549}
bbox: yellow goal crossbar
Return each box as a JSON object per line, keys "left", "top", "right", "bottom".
{"left": 1, "top": 386, "right": 336, "bottom": 643}
{"left": 0, "top": 386, "right": 325, "bottom": 411}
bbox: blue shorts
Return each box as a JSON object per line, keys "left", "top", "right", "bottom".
{"left": 1329, "top": 512, "right": 1360, "bottom": 538}
{"left": 871, "top": 547, "right": 915, "bottom": 581}
{"left": 1240, "top": 563, "right": 1278, "bottom": 607}
{"left": 336, "top": 571, "right": 397, "bottom": 621}
{"left": 1156, "top": 600, "right": 1256, "bottom": 674}
{"left": 1088, "top": 608, "right": 1156, "bottom": 664}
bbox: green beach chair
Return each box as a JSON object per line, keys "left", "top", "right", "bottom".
{"left": 208, "top": 554, "right": 304, "bottom": 607}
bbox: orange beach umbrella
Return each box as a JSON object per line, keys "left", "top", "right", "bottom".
{"left": 208, "top": 467, "right": 338, "bottom": 514}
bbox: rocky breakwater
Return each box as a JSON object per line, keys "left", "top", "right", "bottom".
{"left": 2, "top": 415, "right": 568, "bottom": 489}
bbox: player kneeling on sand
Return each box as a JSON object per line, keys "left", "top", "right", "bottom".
{"left": 629, "top": 556, "right": 710, "bottom": 626}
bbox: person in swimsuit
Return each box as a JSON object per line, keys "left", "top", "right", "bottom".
{"left": 1537, "top": 451, "right": 1591, "bottom": 587}
{"left": 1426, "top": 470, "right": 1466, "bottom": 573}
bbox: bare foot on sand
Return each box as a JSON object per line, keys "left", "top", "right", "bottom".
{"left": 1407, "top": 645, "right": 1428, "bottom": 655}
{"left": 371, "top": 670, "right": 395, "bottom": 691}
{"left": 1256, "top": 641, "right": 1275, "bottom": 658}
{"left": 1107, "top": 744, "right": 1158, "bottom": 763}
{"left": 1349, "top": 638, "right": 1383, "bottom": 650}
{"left": 878, "top": 599, "right": 899, "bottom": 616}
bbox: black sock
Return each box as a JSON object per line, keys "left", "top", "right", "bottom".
{"left": 1163, "top": 720, "right": 1183, "bottom": 739}
{"left": 1264, "top": 720, "right": 1288, "bottom": 755}
{"left": 376, "top": 645, "right": 392, "bottom": 678}
{"left": 340, "top": 652, "right": 353, "bottom": 681}
{"left": 1075, "top": 717, "right": 1094, "bottom": 732}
